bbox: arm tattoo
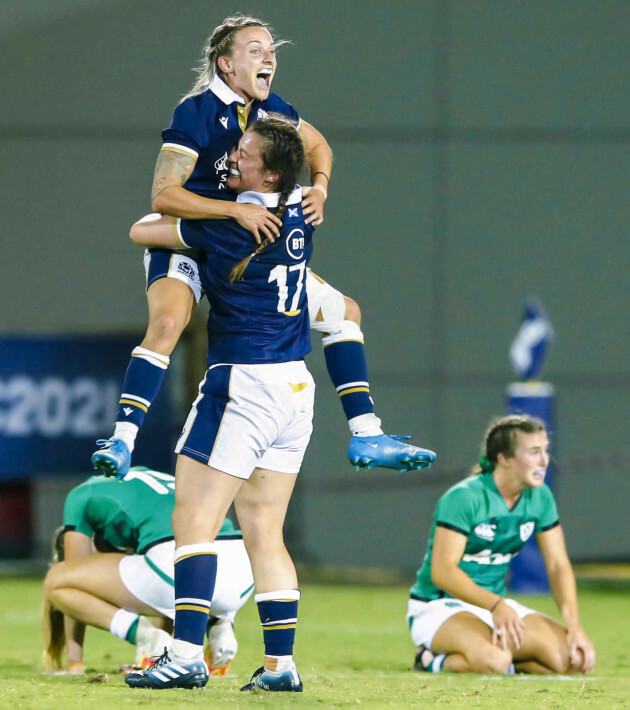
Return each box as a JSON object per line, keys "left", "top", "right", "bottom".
{"left": 151, "top": 150, "right": 196, "bottom": 202}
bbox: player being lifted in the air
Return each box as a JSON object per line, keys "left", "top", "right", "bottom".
{"left": 90, "top": 14, "right": 436, "bottom": 481}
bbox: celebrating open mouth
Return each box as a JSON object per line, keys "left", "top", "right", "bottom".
{"left": 256, "top": 67, "right": 272, "bottom": 89}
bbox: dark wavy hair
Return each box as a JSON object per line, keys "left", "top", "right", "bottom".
{"left": 229, "top": 115, "right": 305, "bottom": 282}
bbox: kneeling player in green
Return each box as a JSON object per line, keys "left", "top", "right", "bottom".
{"left": 42, "top": 468, "right": 253, "bottom": 676}
{"left": 407, "top": 415, "right": 595, "bottom": 675}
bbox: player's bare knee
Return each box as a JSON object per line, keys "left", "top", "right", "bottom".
{"left": 343, "top": 296, "right": 361, "bottom": 325}
{"left": 242, "top": 525, "right": 284, "bottom": 557}
{"left": 242, "top": 524, "right": 280, "bottom": 550}
{"left": 172, "top": 506, "right": 216, "bottom": 542}
{"left": 547, "top": 647, "right": 572, "bottom": 674}
{"left": 566, "top": 657, "right": 584, "bottom": 675}
{"left": 144, "top": 312, "right": 186, "bottom": 351}
{"left": 43, "top": 564, "right": 66, "bottom": 597}
{"left": 471, "top": 646, "right": 512, "bottom": 675}
{"left": 42, "top": 570, "right": 56, "bottom": 598}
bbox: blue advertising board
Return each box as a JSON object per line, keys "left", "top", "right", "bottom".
{"left": 0, "top": 335, "right": 178, "bottom": 480}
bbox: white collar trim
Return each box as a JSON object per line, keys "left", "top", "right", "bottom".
{"left": 237, "top": 186, "right": 302, "bottom": 208}
{"left": 209, "top": 75, "right": 246, "bottom": 105}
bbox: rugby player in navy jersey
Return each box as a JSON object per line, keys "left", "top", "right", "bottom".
{"left": 122, "top": 116, "right": 315, "bottom": 692}
{"left": 91, "top": 14, "right": 435, "bottom": 481}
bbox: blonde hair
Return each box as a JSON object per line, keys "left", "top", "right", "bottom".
{"left": 182, "top": 14, "right": 287, "bottom": 102}
{"left": 40, "top": 526, "right": 67, "bottom": 670}
{"left": 41, "top": 600, "right": 65, "bottom": 671}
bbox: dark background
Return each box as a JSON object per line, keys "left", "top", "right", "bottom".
{"left": 1, "top": 1, "right": 628, "bottom": 569}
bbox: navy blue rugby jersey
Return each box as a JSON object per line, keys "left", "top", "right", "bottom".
{"left": 162, "top": 75, "right": 300, "bottom": 200}
{"left": 177, "top": 187, "right": 314, "bottom": 366}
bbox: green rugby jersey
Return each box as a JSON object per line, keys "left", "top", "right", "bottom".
{"left": 410, "top": 473, "right": 559, "bottom": 600}
{"left": 64, "top": 467, "right": 238, "bottom": 554}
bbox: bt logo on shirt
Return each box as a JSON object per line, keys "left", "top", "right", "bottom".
{"left": 286, "top": 228, "right": 305, "bottom": 260}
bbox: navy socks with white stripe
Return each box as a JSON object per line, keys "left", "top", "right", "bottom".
{"left": 171, "top": 543, "right": 218, "bottom": 662}
{"left": 256, "top": 589, "right": 300, "bottom": 672}
{"left": 322, "top": 323, "right": 379, "bottom": 427}
{"left": 113, "top": 346, "right": 170, "bottom": 451}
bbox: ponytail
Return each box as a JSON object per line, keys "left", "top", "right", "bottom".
{"left": 41, "top": 600, "right": 66, "bottom": 671}
{"left": 472, "top": 414, "right": 546, "bottom": 475}
{"left": 229, "top": 188, "right": 291, "bottom": 282}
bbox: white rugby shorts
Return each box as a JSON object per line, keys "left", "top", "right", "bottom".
{"left": 119, "top": 538, "right": 254, "bottom": 620}
{"left": 406, "top": 597, "right": 537, "bottom": 649}
{"left": 176, "top": 360, "right": 315, "bottom": 478}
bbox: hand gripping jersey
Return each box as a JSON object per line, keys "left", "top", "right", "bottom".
{"left": 161, "top": 75, "right": 300, "bottom": 200}
{"left": 411, "top": 473, "right": 559, "bottom": 600}
{"left": 177, "top": 188, "right": 314, "bottom": 366}
{"left": 63, "top": 468, "right": 237, "bottom": 554}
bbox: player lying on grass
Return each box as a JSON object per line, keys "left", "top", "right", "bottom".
{"left": 407, "top": 414, "right": 595, "bottom": 675}
{"left": 41, "top": 468, "right": 253, "bottom": 675}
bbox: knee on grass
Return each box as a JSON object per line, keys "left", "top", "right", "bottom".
{"left": 468, "top": 646, "right": 513, "bottom": 675}
{"left": 546, "top": 647, "right": 574, "bottom": 674}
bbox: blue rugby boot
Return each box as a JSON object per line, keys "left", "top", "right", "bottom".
{"left": 348, "top": 434, "right": 436, "bottom": 472}
{"left": 240, "top": 663, "right": 303, "bottom": 692}
{"left": 125, "top": 648, "right": 209, "bottom": 689}
{"left": 91, "top": 438, "right": 131, "bottom": 480}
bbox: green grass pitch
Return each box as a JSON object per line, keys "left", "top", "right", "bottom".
{"left": 2, "top": 578, "right": 629, "bottom": 709}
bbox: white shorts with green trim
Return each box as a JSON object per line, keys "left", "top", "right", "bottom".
{"left": 406, "top": 597, "right": 537, "bottom": 650}
{"left": 119, "top": 538, "right": 254, "bottom": 620}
